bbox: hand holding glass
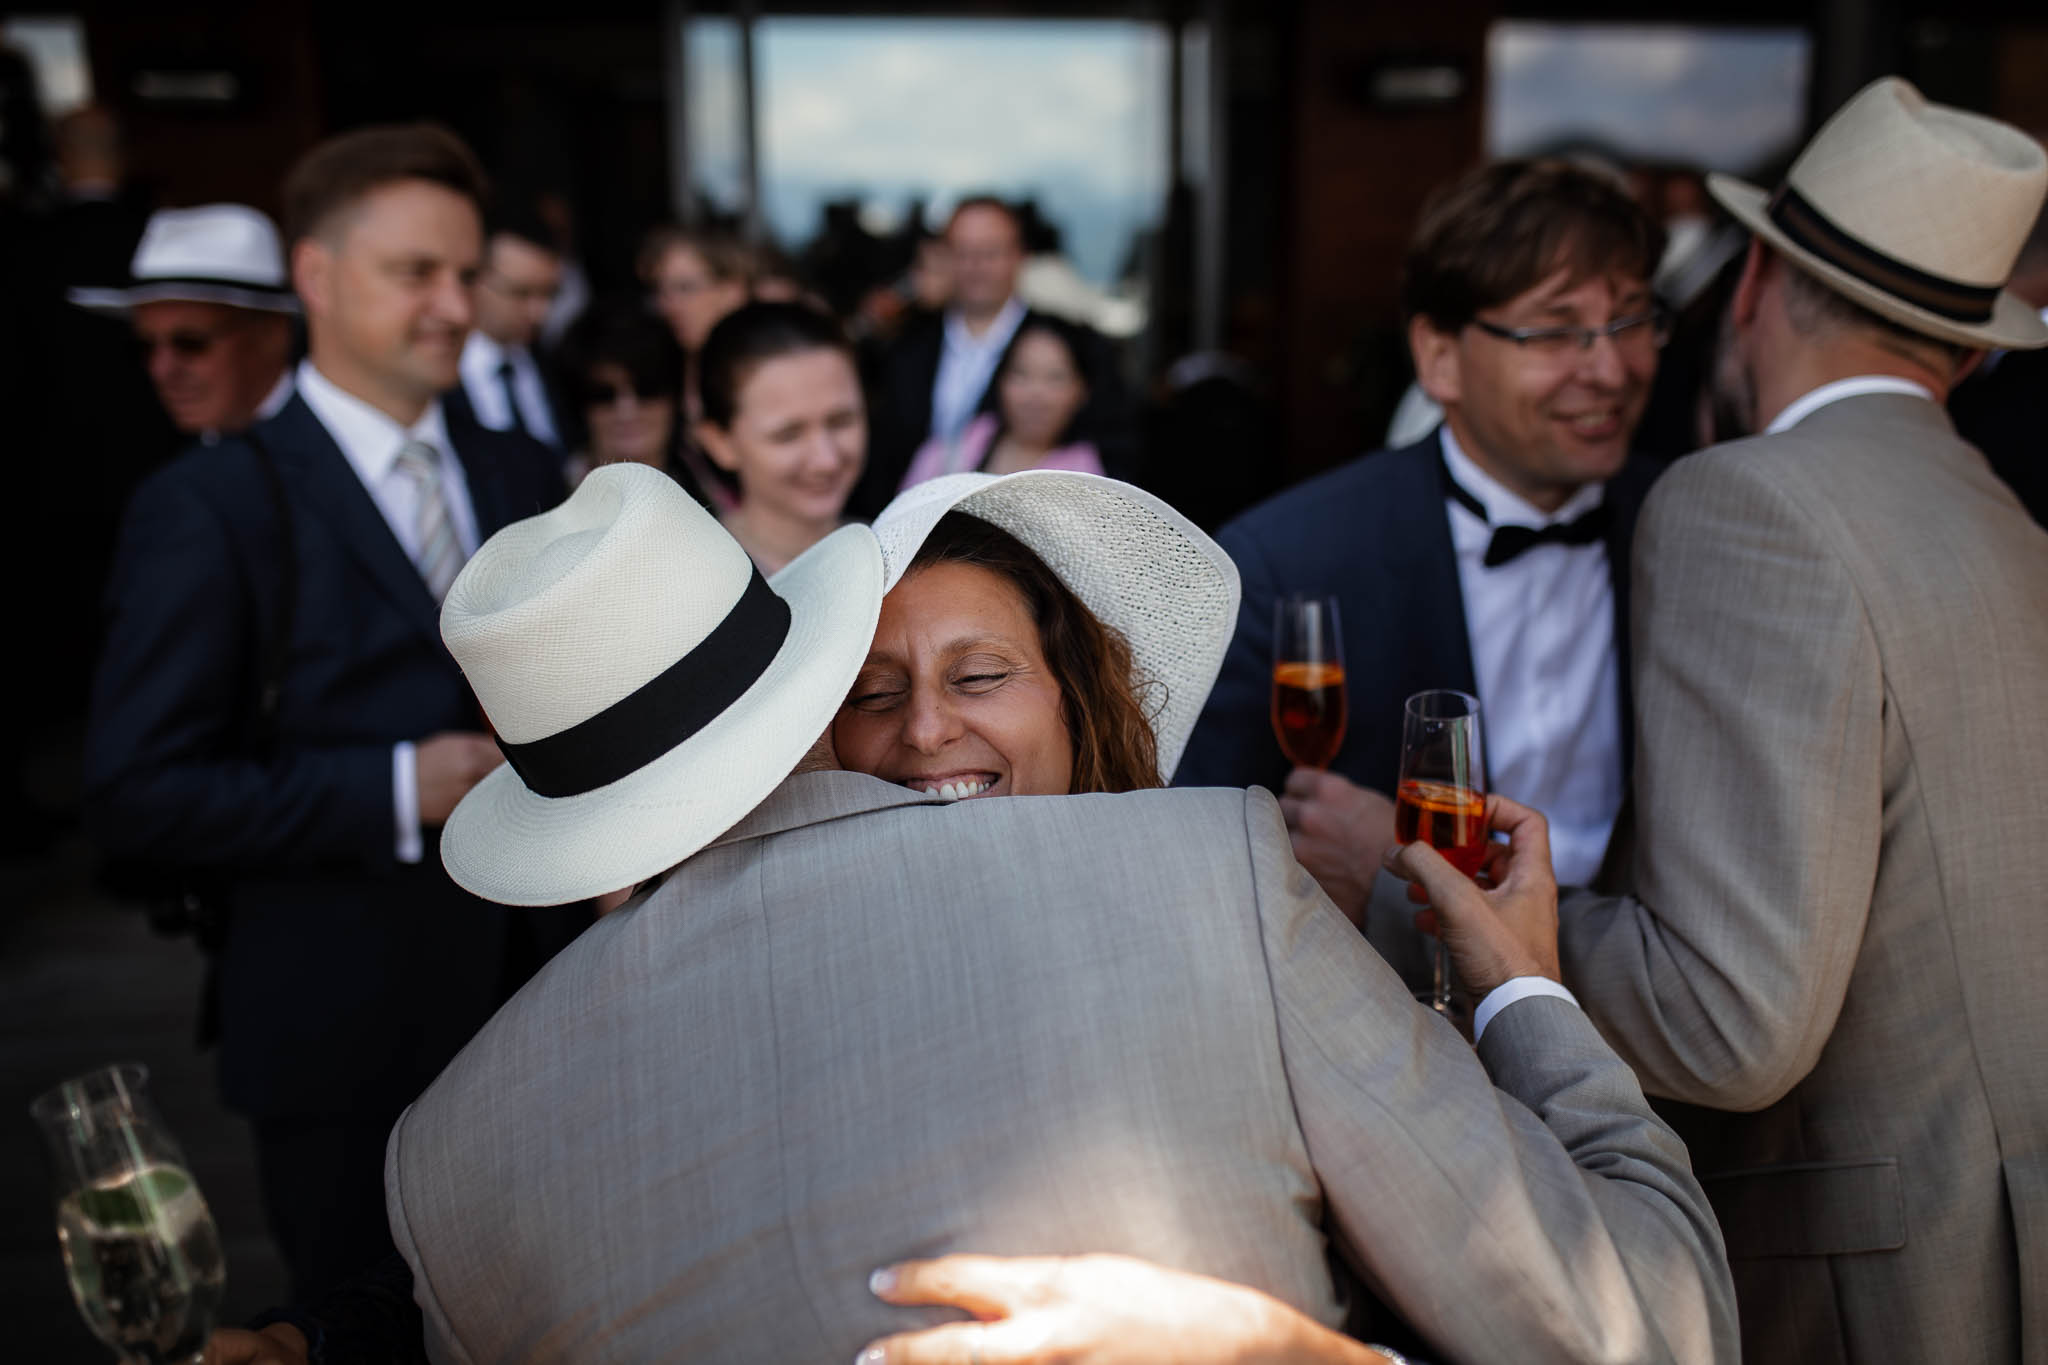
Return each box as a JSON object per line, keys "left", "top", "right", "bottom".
{"left": 1271, "top": 596, "right": 1347, "bottom": 769}
{"left": 1395, "top": 690, "right": 1486, "bottom": 1014}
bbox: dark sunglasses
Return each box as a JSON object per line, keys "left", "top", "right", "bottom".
{"left": 135, "top": 329, "right": 225, "bottom": 359}
{"left": 584, "top": 381, "right": 672, "bottom": 406}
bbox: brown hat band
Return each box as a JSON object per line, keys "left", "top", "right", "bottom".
{"left": 1767, "top": 185, "right": 2001, "bottom": 324}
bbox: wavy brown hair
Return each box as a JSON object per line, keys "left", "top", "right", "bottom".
{"left": 910, "top": 513, "right": 1162, "bottom": 794}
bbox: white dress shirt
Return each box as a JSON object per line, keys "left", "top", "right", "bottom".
{"left": 296, "top": 359, "right": 482, "bottom": 865}
{"left": 1440, "top": 425, "right": 1624, "bottom": 888}
{"left": 929, "top": 295, "right": 1027, "bottom": 444}
{"left": 459, "top": 330, "right": 560, "bottom": 448}
{"left": 1764, "top": 375, "right": 1936, "bottom": 434}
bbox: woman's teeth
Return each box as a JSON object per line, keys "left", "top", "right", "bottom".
{"left": 910, "top": 779, "right": 989, "bottom": 801}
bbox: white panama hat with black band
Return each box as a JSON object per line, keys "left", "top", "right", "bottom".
{"left": 69, "top": 203, "right": 301, "bottom": 316}
{"left": 1708, "top": 76, "right": 2048, "bottom": 351}
{"left": 439, "top": 462, "right": 884, "bottom": 907}
{"left": 869, "top": 470, "right": 1241, "bottom": 783}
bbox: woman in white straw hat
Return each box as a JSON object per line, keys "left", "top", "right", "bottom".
{"left": 842, "top": 468, "right": 1239, "bottom": 799}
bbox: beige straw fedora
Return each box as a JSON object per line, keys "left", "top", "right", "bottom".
{"left": 439, "top": 462, "right": 883, "bottom": 907}
{"left": 870, "top": 471, "right": 1240, "bottom": 782}
{"left": 1708, "top": 76, "right": 2048, "bottom": 351}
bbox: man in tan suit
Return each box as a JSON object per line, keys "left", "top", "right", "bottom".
{"left": 1549, "top": 80, "right": 2048, "bottom": 1362}
{"left": 364, "top": 464, "right": 1734, "bottom": 1365}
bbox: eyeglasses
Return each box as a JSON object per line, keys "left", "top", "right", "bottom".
{"left": 480, "top": 274, "right": 560, "bottom": 307}
{"left": 135, "top": 329, "right": 227, "bottom": 360}
{"left": 1469, "top": 307, "right": 1671, "bottom": 357}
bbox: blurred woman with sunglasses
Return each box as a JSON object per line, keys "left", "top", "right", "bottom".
{"left": 555, "top": 302, "right": 735, "bottom": 512}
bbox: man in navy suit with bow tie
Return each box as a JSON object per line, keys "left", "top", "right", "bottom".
{"left": 84, "top": 124, "right": 582, "bottom": 1299}
{"left": 1178, "top": 160, "right": 1669, "bottom": 956}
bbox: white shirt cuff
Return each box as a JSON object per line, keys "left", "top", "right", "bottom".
{"left": 1472, "top": 976, "right": 1580, "bottom": 1043}
{"left": 393, "top": 741, "right": 423, "bottom": 864}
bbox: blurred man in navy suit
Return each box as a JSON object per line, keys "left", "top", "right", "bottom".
{"left": 84, "top": 124, "right": 581, "bottom": 1298}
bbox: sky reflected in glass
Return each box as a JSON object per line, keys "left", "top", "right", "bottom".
{"left": 1489, "top": 24, "right": 1810, "bottom": 175}
{"left": 689, "top": 17, "right": 1170, "bottom": 285}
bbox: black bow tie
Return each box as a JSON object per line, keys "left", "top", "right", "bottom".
{"left": 1441, "top": 461, "right": 1612, "bottom": 569}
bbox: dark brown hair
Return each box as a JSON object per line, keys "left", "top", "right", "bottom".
{"left": 910, "top": 513, "right": 1162, "bottom": 794}
{"left": 636, "top": 223, "right": 754, "bottom": 289}
{"left": 1400, "top": 158, "right": 1665, "bottom": 331}
{"left": 282, "top": 123, "right": 487, "bottom": 247}
{"left": 697, "top": 300, "right": 856, "bottom": 429}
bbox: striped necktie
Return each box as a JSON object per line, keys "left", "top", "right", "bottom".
{"left": 394, "top": 439, "right": 464, "bottom": 601}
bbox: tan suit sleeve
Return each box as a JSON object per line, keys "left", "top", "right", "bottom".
{"left": 1558, "top": 453, "right": 1882, "bottom": 1111}
{"left": 1245, "top": 788, "right": 1736, "bottom": 1365}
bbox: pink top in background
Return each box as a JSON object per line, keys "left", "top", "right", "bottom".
{"left": 898, "top": 414, "right": 1104, "bottom": 494}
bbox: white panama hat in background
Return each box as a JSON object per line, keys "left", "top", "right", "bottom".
{"left": 69, "top": 203, "right": 301, "bottom": 316}
{"left": 1708, "top": 76, "right": 2048, "bottom": 351}
{"left": 439, "top": 462, "right": 884, "bottom": 907}
{"left": 869, "top": 470, "right": 1241, "bottom": 782}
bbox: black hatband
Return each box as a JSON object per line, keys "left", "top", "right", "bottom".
{"left": 1767, "top": 185, "right": 2000, "bottom": 324}
{"left": 495, "top": 568, "right": 791, "bottom": 799}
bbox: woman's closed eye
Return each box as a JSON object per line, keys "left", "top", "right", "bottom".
{"left": 845, "top": 671, "right": 907, "bottom": 710}
{"left": 952, "top": 670, "right": 1011, "bottom": 692}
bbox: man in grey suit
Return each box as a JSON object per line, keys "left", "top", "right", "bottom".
{"left": 1542, "top": 80, "right": 2048, "bottom": 1363}
{"left": 375, "top": 463, "right": 1733, "bottom": 1365}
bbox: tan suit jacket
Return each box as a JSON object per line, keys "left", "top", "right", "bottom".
{"left": 388, "top": 774, "right": 1734, "bottom": 1364}
{"left": 1558, "top": 393, "right": 2048, "bottom": 1363}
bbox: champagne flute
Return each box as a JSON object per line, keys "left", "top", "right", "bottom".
{"left": 30, "top": 1064, "right": 227, "bottom": 1365}
{"left": 1395, "top": 690, "right": 1486, "bottom": 1015}
{"left": 1271, "top": 596, "right": 1347, "bottom": 769}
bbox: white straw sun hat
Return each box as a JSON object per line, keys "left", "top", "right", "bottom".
{"left": 69, "top": 204, "right": 301, "bottom": 316}
{"left": 1708, "top": 76, "right": 2048, "bottom": 351}
{"left": 439, "top": 462, "right": 883, "bottom": 907}
{"left": 870, "top": 470, "right": 1241, "bottom": 782}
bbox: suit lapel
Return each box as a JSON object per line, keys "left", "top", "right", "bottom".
{"left": 444, "top": 401, "right": 514, "bottom": 538}
{"left": 1404, "top": 434, "right": 1481, "bottom": 696}
{"left": 1376, "top": 434, "right": 1484, "bottom": 785}
{"left": 260, "top": 396, "right": 444, "bottom": 650}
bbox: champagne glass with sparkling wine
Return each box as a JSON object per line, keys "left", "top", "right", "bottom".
{"left": 1395, "top": 689, "right": 1487, "bottom": 1015}
{"left": 31, "top": 1064, "right": 227, "bottom": 1364}
{"left": 1271, "top": 596, "right": 1347, "bottom": 769}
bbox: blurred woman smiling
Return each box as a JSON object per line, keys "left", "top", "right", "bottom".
{"left": 899, "top": 316, "right": 1105, "bottom": 490}
{"left": 694, "top": 302, "right": 867, "bottom": 573}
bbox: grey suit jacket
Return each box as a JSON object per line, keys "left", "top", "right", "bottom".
{"left": 388, "top": 774, "right": 1733, "bottom": 1364}
{"left": 1557, "top": 393, "right": 2048, "bottom": 1363}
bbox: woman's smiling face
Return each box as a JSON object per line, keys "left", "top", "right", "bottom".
{"left": 832, "top": 561, "right": 1074, "bottom": 800}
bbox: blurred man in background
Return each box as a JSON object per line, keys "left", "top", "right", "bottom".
{"left": 858, "top": 196, "right": 1133, "bottom": 515}
{"left": 451, "top": 203, "right": 564, "bottom": 452}
{"left": 71, "top": 204, "right": 297, "bottom": 441}
{"left": 84, "top": 124, "right": 580, "bottom": 1300}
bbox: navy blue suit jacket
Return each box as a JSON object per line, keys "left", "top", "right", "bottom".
{"left": 1175, "top": 431, "right": 1662, "bottom": 801}
{"left": 84, "top": 393, "right": 583, "bottom": 1121}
